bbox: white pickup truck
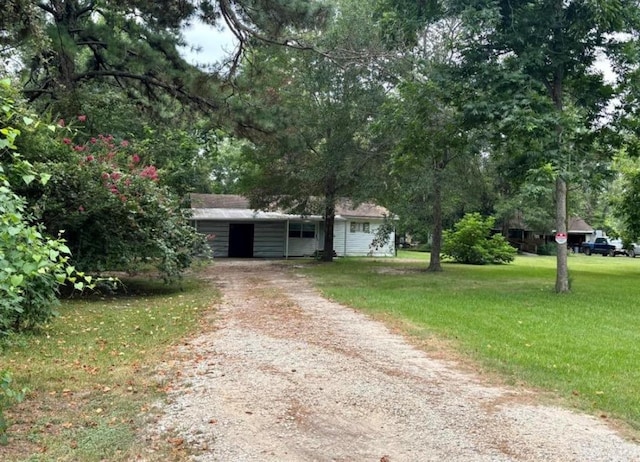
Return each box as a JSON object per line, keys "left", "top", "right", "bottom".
{"left": 609, "top": 239, "right": 640, "bottom": 257}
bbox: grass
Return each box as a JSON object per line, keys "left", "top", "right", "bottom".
{"left": 0, "top": 270, "right": 218, "bottom": 461}
{"left": 303, "top": 251, "right": 640, "bottom": 432}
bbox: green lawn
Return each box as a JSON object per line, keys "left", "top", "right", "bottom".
{"left": 0, "top": 273, "right": 217, "bottom": 461}
{"left": 303, "top": 252, "right": 640, "bottom": 430}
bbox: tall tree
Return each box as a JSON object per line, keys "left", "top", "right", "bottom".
{"left": 379, "top": 67, "right": 484, "bottom": 271}
{"left": 236, "top": 0, "right": 389, "bottom": 261}
{"left": 450, "top": 0, "right": 640, "bottom": 292}
{"left": 2, "top": 0, "right": 329, "bottom": 117}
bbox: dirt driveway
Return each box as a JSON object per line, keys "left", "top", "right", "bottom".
{"left": 156, "top": 260, "right": 640, "bottom": 461}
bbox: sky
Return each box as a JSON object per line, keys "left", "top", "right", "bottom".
{"left": 180, "top": 21, "right": 238, "bottom": 66}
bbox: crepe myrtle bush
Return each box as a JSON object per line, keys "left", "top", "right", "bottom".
{"left": 442, "top": 213, "right": 516, "bottom": 265}
{"left": 38, "top": 129, "right": 211, "bottom": 281}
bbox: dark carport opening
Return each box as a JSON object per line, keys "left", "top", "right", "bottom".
{"left": 228, "top": 223, "right": 254, "bottom": 257}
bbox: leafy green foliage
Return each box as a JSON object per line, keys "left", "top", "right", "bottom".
{"left": 442, "top": 213, "right": 516, "bottom": 264}
{"left": 34, "top": 132, "right": 210, "bottom": 281}
{"left": 0, "top": 79, "right": 86, "bottom": 333}
{"left": 0, "top": 188, "right": 72, "bottom": 331}
{"left": 0, "top": 369, "right": 27, "bottom": 445}
{"left": 614, "top": 168, "right": 640, "bottom": 241}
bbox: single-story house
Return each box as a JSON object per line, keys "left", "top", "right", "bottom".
{"left": 501, "top": 214, "right": 594, "bottom": 253}
{"left": 189, "top": 194, "right": 396, "bottom": 258}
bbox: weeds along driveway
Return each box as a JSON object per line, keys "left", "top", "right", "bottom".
{"left": 154, "top": 260, "right": 640, "bottom": 462}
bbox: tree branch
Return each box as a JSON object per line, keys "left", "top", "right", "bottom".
{"left": 73, "top": 70, "right": 220, "bottom": 110}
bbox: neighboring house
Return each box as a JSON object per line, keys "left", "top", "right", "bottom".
{"left": 559, "top": 217, "right": 595, "bottom": 253}
{"left": 189, "top": 194, "right": 396, "bottom": 258}
{"left": 501, "top": 215, "right": 594, "bottom": 254}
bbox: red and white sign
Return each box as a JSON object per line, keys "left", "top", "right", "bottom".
{"left": 555, "top": 232, "right": 568, "bottom": 244}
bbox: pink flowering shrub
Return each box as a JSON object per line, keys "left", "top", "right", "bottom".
{"left": 36, "top": 132, "right": 210, "bottom": 280}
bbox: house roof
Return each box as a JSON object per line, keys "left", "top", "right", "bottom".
{"left": 504, "top": 213, "right": 594, "bottom": 235}
{"left": 190, "top": 194, "right": 250, "bottom": 209}
{"left": 567, "top": 217, "right": 594, "bottom": 234}
{"left": 189, "top": 194, "right": 392, "bottom": 221}
{"left": 190, "top": 208, "right": 325, "bottom": 221}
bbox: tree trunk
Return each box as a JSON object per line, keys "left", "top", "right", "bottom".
{"left": 428, "top": 166, "right": 443, "bottom": 272}
{"left": 555, "top": 175, "right": 569, "bottom": 292}
{"left": 322, "top": 189, "right": 336, "bottom": 262}
{"left": 550, "top": 23, "right": 569, "bottom": 292}
{"left": 322, "top": 205, "right": 335, "bottom": 262}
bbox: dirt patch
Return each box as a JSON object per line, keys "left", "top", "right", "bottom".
{"left": 153, "top": 260, "right": 640, "bottom": 461}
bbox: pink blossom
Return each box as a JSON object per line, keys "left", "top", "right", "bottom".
{"left": 63, "top": 137, "right": 72, "bottom": 145}
{"left": 90, "top": 137, "right": 97, "bottom": 144}
{"left": 140, "top": 165, "right": 159, "bottom": 181}
{"left": 119, "top": 195, "right": 127, "bottom": 202}
{"left": 85, "top": 155, "right": 94, "bottom": 162}
{"left": 111, "top": 172, "right": 122, "bottom": 181}
{"left": 73, "top": 145, "right": 86, "bottom": 152}
{"left": 121, "top": 140, "right": 129, "bottom": 147}
{"left": 131, "top": 154, "right": 140, "bottom": 164}
{"left": 101, "top": 172, "right": 110, "bottom": 180}
{"left": 78, "top": 205, "right": 85, "bottom": 212}
{"left": 77, "top": 114, "right": 87, "bottom": 122}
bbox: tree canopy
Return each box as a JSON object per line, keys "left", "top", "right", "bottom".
{"left": 2, "top": 0, "right": 330, "bottom": 117}
{"left": 236, "top": 0, "right": 389, "bottom": 260}
{"left": 445, "top": 0, "right": 640, "bottom": 291}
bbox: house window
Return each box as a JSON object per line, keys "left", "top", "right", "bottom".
{"left": 289, "top": 222, "right": 315, "bottom": 238}
{"left": 302, "top": 223, "right": 315, "bottom": 238}
{"left": 350, "top": 222, "right": 370, "bottom": 233}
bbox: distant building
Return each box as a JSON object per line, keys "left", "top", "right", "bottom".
{"left": 189, "top": 194, "right": 396, "bottom": 258}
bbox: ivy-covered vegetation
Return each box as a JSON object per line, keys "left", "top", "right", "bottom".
{"left": 0, "top": 79, "right": 80, "bottom": 334}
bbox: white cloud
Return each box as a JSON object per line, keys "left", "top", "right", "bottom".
{"left": 180, "top": 21, "right": 238, "bottom": 66}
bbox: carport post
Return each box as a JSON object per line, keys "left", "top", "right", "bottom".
{"left": 285, "top": 219, "right": 290, "bottom": 259}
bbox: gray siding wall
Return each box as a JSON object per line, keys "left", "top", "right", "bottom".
{"left": 253, "top": 221, "right": 286, "bottom": 258}
{"left": 195, "top": 220, "right": 285, "bottom": 258}
{"left": 195, "top": 221, "right": 229, "bottom": 258}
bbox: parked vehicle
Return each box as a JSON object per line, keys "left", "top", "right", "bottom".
{"left": 608, "top": 239, "right": 629, "bottom": 256}
{"left": 608, "top": 239, "right": 640, "bottom": 257}
{"left": 626, "top": 243, "right": 640, "bottom": 258}
{"left": 581, "top": 237, "right": 617, "bottom": 256}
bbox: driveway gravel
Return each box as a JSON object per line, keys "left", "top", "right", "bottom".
{"left": 155, "top": 260, "right": 640, "bottom": 461}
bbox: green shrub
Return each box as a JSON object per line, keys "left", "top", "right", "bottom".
{"left": 0, "top": 188, "right": 73, "bottom": 331}
{"left": 442, "top": 213, "right": 516, "bottom": 265}
{"left": 0, "top": 80, "right": 83, "bottom": 333}
{"left": 537, "top": 242, "right": 557, "bottom": 256}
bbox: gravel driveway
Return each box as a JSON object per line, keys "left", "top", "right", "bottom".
{"left": 157, "top": 260, "right": 640, "bottom": 461}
